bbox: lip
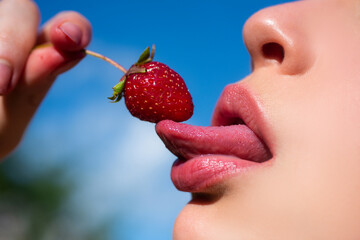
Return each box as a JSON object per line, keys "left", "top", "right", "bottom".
{"left": 156, "top": 83, "right": 274, "bottom": 193}
{"left": 211, "top": 82, "right": 274, "bottom": 150}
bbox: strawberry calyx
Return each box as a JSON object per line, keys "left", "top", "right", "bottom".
{"left": 136, "top": 44, "right": 155, "bottom": 65}
{"left": 107, "top": 45, "right": 156, "bottom": 103}
{"left": 107, "top": 75, "right": 126, "bottom": 102}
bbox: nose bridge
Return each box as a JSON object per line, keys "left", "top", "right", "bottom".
{"left": 243, "top": 3, "right": 313, "bottom": 75}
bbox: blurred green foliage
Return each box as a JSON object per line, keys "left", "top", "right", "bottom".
{"left": 0, "top": 153, "right": 110, "bottom": 240}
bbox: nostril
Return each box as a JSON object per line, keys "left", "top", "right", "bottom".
{"left": 262, "top": 42, "right": 284, "bottom": 63}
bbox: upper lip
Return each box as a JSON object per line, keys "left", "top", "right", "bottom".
{"left": 211, "top": 82, "right": 273, "bottom": 155}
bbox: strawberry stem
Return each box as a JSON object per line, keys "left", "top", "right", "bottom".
{"left": 33, "top": 43, "right": 128, "bottom": 74}
{"left": 85, "top": 49, "right": 127, "bottom": 74}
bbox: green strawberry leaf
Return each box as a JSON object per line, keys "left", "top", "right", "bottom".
{"left": 113, "top": 79, "right": 125, "bottom": 92}
{"left": 108, "top": 76, "right": 126, "bottom": 103}
{"left": 136, "top": 46, "right": 150, "bottom": 65}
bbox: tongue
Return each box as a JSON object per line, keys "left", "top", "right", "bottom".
{"left": 156, "top": 120, "right": 271, "bottom": 162}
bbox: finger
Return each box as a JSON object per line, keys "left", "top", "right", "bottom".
{"left": 0, "top": 12, "right": 92, "bottom": 155}
{"left": 25, "top": 10, "right": 92, "bottom": 87}
{"left": 37, "top": 11, "right": 92, "bottom": 52}
{"left": 0, "top": 0, "right": 39, "bottom": 95}
{"left": 0, "top": 46, "right": 85, "bottom": 158}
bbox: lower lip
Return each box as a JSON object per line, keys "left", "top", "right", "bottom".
{"left": 171, "top": 155, "right": 263, "bottom": 192}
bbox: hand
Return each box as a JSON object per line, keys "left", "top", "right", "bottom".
{"left": 0, "top": 0, "right": 92, "bottom": 159}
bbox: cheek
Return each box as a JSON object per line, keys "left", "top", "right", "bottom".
{"left": 244, "top": 37, "right": 360, "bottom": 238}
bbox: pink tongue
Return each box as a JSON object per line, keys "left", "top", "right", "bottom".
{"left": 156, "top": 120, "right": 271, "bottom": 162}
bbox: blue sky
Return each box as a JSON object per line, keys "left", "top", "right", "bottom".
{"left": 22, "top": 0, "right": 292, "bottom": 239}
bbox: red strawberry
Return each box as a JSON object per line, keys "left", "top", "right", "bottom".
{"left": 107, "top": 45, "right": 194, "bottom": 123}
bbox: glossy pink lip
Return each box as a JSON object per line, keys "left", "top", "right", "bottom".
{"left": 156, "top": 83, "right": 273, "bottom": 192}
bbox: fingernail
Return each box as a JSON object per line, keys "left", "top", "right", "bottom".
{"left": 59, "top": 22, "right": 82, "bottom": 45}
{"left": 0, "top": 59, "right": 13, "bottom": 95}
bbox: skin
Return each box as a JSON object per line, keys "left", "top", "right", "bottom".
{"left": 2, "top": 0, "right": 360, "bottom": 239}
{"left": 174, "top": 0, "right": 360, "bottom": 239}
{"left": 0, "top": 0, "right": 92, "bottom": 159}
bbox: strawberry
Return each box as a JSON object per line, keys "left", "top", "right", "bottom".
{"left": 107, "top": 45, "right": 194, "bottom": 123}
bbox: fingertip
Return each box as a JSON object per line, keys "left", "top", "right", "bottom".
{"left": 49, "top": 13, "right": 92, "bottom": 51}
{"left": 59, "top": 22, "right": 83, "bottom": 45}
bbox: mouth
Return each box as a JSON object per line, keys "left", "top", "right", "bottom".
{"left": 156, "top": 83, "right": 274, "bottom": 193}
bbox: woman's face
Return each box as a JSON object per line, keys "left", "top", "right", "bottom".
{"left": 157, "top": 0, "right": 360, "bottom": 239}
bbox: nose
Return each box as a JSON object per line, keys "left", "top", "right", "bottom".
{"left": 243, "top": 2, "right": 314, "bottom": 75}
